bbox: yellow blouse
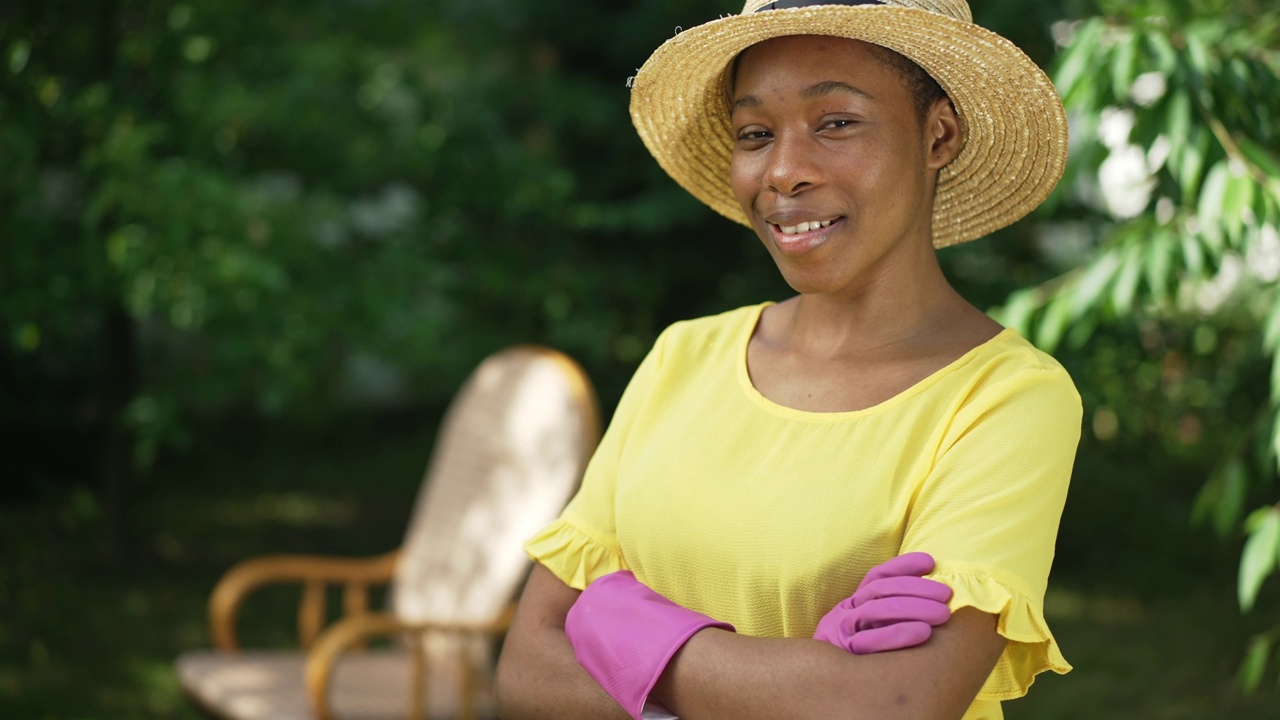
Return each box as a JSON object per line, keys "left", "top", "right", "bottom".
{"left": 526, "top": 302, "right": 1082, "bottom": 719}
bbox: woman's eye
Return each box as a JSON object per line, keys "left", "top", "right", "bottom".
{"left": 822, "top": 118, "right": 857, "bottom": 130}
{"left": 736, "top": 129, "right": 771, "bottom": 142}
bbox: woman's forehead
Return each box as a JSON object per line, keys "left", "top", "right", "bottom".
{"left": 733, "top": 35, "right": 902, "bottom": 96}
{"left": 738, "top": 34, "right": 880, "bottom": 65}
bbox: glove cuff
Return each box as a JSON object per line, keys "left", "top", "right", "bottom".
{"left": 567, "top": 571, "right": 733, "bottom": 719}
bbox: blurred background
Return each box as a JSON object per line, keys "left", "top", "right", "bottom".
{"left": 2, "top": 0, "right": 1279, "bottom": 717}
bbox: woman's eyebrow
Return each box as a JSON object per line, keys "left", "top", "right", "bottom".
{"left": 732, "top": 80, "right": 874, "bottom": 112}
{"left": 803, "top": 80, "right": 874, "bottom": 100}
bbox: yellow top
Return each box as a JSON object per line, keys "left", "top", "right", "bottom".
{"left": 526, "top": 302, "right": 1082, "bottom": 719}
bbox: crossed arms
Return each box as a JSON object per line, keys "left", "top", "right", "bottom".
{"left": 494, "top": 563, "right": 1005, "bottom": 720}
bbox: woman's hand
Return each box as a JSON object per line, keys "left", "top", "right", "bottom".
{"left": 565, "top": 570, "right": 733, "bottom": 720}
{"left": 813, "top": 552, "right": 953, "bottom": 654}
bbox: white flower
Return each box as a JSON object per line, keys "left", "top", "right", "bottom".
{"left": 1247, "top": 225, "right": 1280, "bottom": 283}
{"left": 1051, "top": 20, "right": 1082, "bottom": 48}
{"left": 1098, "top": 107, "right": 1136, "bottom": 150}
{"left": 1130, "top": 72, "right": 1167, "bottom": 107}
{"left": 1099, "top": 145, "right": 1156, "bottom": 219}
{"left": 1193, "top": 253, "right": 1245, "bottom": 313}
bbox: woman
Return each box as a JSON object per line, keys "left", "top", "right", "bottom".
{"left": 496, "top": 2, "right": 1080, "bottom": 719}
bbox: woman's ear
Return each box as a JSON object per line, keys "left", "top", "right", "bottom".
{"left": 925, "top": 98, "right": 962, "bottom": 171}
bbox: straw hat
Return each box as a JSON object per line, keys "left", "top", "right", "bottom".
{"left": 629, "top": 0, "right": 1068, "bottom": 248}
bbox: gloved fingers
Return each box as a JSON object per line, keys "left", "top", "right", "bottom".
{"left": 847, "top": 621, "right": 933, "bottom": 655}
{"left": 852, "top": 575, "right": 952, "bottom": 606}
{"left": 857, "top": 552, "right": 935, "bottom": 588}
{"left": 849, "top": 596, "right": 952, "bottom": 630}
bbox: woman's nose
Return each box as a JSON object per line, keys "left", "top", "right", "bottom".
{"left": 764, "top": 133, "right": 821, "bottom": 196}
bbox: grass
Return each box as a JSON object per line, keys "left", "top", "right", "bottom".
{"left": 1007, "top": 581, "right": 1280, "bottom": 719}
{"left": 2, "top": 415, "right": 1279, "bottom": 719}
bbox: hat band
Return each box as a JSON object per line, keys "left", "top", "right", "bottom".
{"left": 754, "top": 0, "right": 884, "bottom": 11}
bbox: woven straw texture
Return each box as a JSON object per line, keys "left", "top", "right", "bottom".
{"left": 629, "top": 0, "right": 1067, "bottom": 248}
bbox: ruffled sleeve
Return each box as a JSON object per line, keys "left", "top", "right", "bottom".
{"left": 524, "top": 515, "right": 626, "bottom": 591}
{"left": 929, "top": 561, "right": 1071, "bottom": 700}
{"left": 900, "top": 359, "right": 1081, "bottom": 699}
{"left": 523, "top": 329, "right": 670, "bottom": 590}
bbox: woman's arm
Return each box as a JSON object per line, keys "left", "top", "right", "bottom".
{"left": 652, "top": 607, "right": 1005, "bottom": 720}
{"left": 495, "top": 563, "right": 631, "bottom": 719}
{"left": 497, "top": 563, "right": 1005, "bottom": 720}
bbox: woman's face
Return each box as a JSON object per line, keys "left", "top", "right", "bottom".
{"left": 728, "top": 35, "right": 959, "bottom": 297}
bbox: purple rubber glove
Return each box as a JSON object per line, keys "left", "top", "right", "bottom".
{"left": 565, "top": 570, "right": 733, "bottom": 720}
{"left": 814, "top": 552, "right": 953, "bottom": 654}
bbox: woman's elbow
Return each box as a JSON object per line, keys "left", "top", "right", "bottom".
{"left": 493, "top": 645, "right": 525, "bottom": 718}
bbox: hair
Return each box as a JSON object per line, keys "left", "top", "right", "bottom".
{"left": 723, "top": 40, "right": 950, "bottom": 126}
{"left": 864, "top": 44, "right": 948, "bottom": 123}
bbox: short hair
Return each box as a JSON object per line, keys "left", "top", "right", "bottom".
{"left": 864, "top": 44, "right": 948, "bottom": 124}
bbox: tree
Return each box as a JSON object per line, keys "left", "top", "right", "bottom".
{"left": 0, "top": 0, "right": 787, "bottom": 549}
{"left": 995, "top": 0, "right": 1280, "bottom": 688}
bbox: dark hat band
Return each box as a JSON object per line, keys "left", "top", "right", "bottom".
{"left": 755, "top": 0, "right": 883, "bottom": 11}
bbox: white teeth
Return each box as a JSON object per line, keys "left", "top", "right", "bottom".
{"left": 776, "top": 219, "right": 834, "bottom": 235}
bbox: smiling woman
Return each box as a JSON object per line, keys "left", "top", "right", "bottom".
{"left": 727, "top": 35, "right": 960, "bottom": 299}
{"left": 495, "top": 2, "right": 1081, "bottom": 720}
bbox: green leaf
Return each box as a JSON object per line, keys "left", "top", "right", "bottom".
{"left": 1034, "top": 295, "right": 1073, "bottom": 353}
{"left": 1143, "top": 29, "right": 1178, "bottom": 75}
{"left": 1216, "top": 457, "right": 1249, "bottom": 539}
{"left": 1240, "top": 634, "right": 1273, "bottom": 693}
{"left": 1064, "top": 313, "right": 1098, "bottom": 350}
{"left": 1071, "top": 250, "right": 1122, "bottom": 316}
{"left": 1181, "top": 232, "right": 1206, "bottom": 277}
{"left": 1224, "top": 171, "right": 1257, "bottom": 244}
{"left": 1111, "top": 30, "right": 1138, "bottom": 102}
{"left": 1238, "top": 136, "right": 1280, "bottom": 179}
{"left": 1239, "top": 508, "right": 1280, "bottom": 612}
{"left": 1055, "top": 19, "right": 1106, "bottom": 105}
{"left": 990, "top": 287, "right": 1039, "bottom": 335}
{"left": 1270, "top": 352, "right": 1280, "bottom": 405}
{"left": 1185, "top": 29, "right": 1214, "bottom": 83}
{"left": 1164, "top": 90, "right": 1192, "bottom": 164}
{"left": 1263, "top": 297, "right": 1280, "bottom": 351}
{"left": 1179, "top": 130, "right": 1209, "bottom": 202}
{"left": 1143, "top": 228, "right": 1173, "bottom": 301}
{"left": 1111, "top": 242, "right": 1143, "bottom": 313}
{"left": 1200, "top": 161, "right": 1231, "bottom": 232}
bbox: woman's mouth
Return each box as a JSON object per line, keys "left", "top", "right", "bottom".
{"left": 773, "top": 218, "right": 837, "bottom": 235}
{"left": 766, "top": 216, "right": 843, "bottom": 254}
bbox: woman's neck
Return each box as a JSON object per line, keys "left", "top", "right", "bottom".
{"left": 771, "top": 262, "right": 986, "bottom": 361}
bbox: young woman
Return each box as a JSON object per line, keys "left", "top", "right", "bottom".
{"left": 496, "top": 2, "right": 1080, "bottom": 719}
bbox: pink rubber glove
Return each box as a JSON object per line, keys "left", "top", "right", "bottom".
{"left": 565, "top": 570, "right": 733, "bottom": 720}
{"left": 814, "top": 552, "right": 953, "bottom": 654}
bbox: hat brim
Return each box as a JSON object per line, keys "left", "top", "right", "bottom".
{"left": 629, "top": 6, "right": 1068, "bottom": 248}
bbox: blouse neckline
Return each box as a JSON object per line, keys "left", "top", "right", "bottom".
{"left": 733, "top": 301, "right": 1016, "bottom": 422}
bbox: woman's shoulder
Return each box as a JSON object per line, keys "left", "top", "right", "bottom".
{"left": 952, "top": 328, "right": 1080, "bottom": 409}
{"left": 974, "top": 328, "right": 1073, "bottom": 377}
{"left": 654, "top": 302, "right": 771, "bottom": 353}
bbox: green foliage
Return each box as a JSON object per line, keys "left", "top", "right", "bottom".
{"left": 1241, "top": 507, "right": 1280, "bottom": 613}
{"left": 993, "top": 0, "right": 1280, "bottom": 688}
{"left": 3, "top": 0, "right": 1280, "bottom": 700}
{"left": 0, "top": 0, "right": 798, "bottom": 492}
